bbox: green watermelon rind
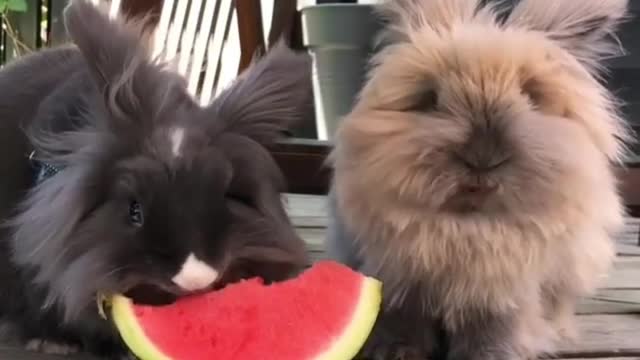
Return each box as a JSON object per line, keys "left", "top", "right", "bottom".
{"left": 110, "top": 271, "right": 382, "bottom": 360}
{"left": 314, "top": 276, "right": 382, "bottom": 360}
{"left": 111, "top": 295, "right": 172, "bottom": 360}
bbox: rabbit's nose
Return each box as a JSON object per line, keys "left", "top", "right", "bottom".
{"left": 172, "top": 253, "right": 219, "bottom": 292}
{"left": 457, "top": 126, "right": 511, "bottom": 172}
{"left": 457, "top": 152, "right": 511, "bottom": 172}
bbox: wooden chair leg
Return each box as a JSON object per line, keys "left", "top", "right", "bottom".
{"left": 267, "top": 0, "right": 297, "bottom": 48}
{"left": 233, "top": 0, "right": 316, "bottom": 138}
{"left": 267, "top": 0, "right": 316, "bottom": 138}
{"left": 121, "top": 0, "right": 163, "bottom": 23}
{"left": 235, "top": 0, "right": 265, "bottom": 74}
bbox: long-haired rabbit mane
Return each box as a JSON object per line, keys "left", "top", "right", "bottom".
{"left": 0, "top": 0, "right": 311, "bottom": 356}
{"left": 328, "top": 0, "right": 630, "bottom": 357}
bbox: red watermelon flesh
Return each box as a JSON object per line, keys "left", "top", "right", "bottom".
{"left": 109, "top": 260, "right": 382, "bottom": 360}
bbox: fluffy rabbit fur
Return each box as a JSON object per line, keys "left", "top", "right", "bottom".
{"left": 0, "top": 1, "right": 311, "bottom": 357}
{"left": 327, "top": 0, "right": 631, "bottom": 359}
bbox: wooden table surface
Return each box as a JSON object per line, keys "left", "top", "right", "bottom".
{"left": 3, "top": 194, "right": 640, "bottom": 359}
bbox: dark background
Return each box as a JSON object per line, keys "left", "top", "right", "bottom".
{"left": 607, "top": 1, "right": 640, "bottom": 156}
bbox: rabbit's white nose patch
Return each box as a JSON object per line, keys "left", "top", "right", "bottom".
{"left": 172, "top": 253, "right": 219, "bottom": 291}
{"left": 170, "top": 127, "right": 185, "bottom": 157}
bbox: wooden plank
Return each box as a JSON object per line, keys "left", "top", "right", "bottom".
{"left": 297, "top": 227, "right": 640, "bottom": 312}
{"left": 0, "top": 346, "right": 98, "bottom": 360}
{"left": 580, "top": 289, "right": 640, "bottom": 314}
{"left": 2, "top": 201, "right": 639, "bottom": 359}
{"left": 284, "top": 194, "right": 640, "bottom": 252}
{"left": 618, "top": 242, "right": 640, "bottom": 257}
{"left": 602, "top": 258, "right": 640, "bottom": 290}
{"left": 3, "top": 314, "right": 639, "bottom": 359}
{"left": 285, "top": 209, "right": 640, "bottom": 247}
{"left": 293, "top": 219, "right": 640, "bottom": 269}
{"left": 557, "top": 314, "right": 640, "bottom": 357}
{"left": 267, "top": 0, "right": 296, "bottom": 47}
{"left": 298, "top": 226, "right": 640, "bottom": 254}
{"left": 272, "top": 140, "right": 332, "bottom": 196}
{"left": 284, "top": 193, "right": 328, "bottom": 227}
{"left": 618, "top": 218, "right": 640, "bottom": 254}
{"left": 120, "top": 0, "right": 163, "bottom": 22}
{"left": 296, "top": 236, "right": 640, "bottom": 291}
{"left": 235, "top": 0, "right": 265, "bottom": 73}
{"left": 296, "top": 227, "right": 325, "bottom": 252}
{"left": 0, "top": 351, "right": 637, "bottom": 360}
{"left": 618, "top": 166, "right": 640, "bottom": 215}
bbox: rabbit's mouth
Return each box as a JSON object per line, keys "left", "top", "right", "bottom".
{"left": 120, "top": 282, "right": 219, "bottom": 306}
{"left": 123, "top": 283, "right": 180, "bottom": 306}
{"left": 115, "top": 276, "right": 218, "bottom": 306}
{"left": 444, "top": 182, "right": 500, "bottom": 214}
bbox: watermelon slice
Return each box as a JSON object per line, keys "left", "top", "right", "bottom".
{"left": 106, "top": 261, "right": 382, "bottom": 360}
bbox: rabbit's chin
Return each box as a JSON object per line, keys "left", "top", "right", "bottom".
{"left": 441, "top": 187, "right": 504, "bottom": 215}
{"left": 123, "top": 284, "right": 179, "bottom": 306}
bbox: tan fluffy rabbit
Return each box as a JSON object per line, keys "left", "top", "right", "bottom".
{"left": 326, "top": 0, "right": 631, "bottom": 359}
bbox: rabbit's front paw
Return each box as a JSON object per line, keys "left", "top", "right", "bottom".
{"left": 379, "top": 343, "right": 427, "bottom": 360}
{"left": 24, "top": 338, "right": 80, "bottom": 355}
{"left": 357, "top": 339, "right": 428, "bottom": 360}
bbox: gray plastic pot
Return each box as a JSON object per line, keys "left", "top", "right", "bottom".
{"left": 300, "top": 4, "right": 383, "bottom": 140}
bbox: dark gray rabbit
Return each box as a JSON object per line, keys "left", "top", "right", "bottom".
{"left": 0, "top": 1, "right": 311, "bottom": 357}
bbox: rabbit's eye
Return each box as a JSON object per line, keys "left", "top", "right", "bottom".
{"left": 129, "top": 200, "right": 144, "bottom": 227}
{"left": 227, "top": 193, "right": 255, "bottom": 208}
{"left": 414, "top": 89, "right": 438, "bottom": 112}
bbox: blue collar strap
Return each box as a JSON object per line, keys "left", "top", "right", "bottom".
{"left": 29, "top": 150, "right": 61, "bottom": 185}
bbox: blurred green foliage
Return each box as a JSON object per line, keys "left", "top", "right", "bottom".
{"left": 0, "top": 0, "right": 28, "bottom": 13}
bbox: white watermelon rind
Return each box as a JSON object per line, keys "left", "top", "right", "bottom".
{"left": 109, "top": 275, "right": 382, "bottom": 360}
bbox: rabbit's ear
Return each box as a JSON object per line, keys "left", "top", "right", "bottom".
{"left": 376, "top": 0, "right": 495, "bottom": 40}
{"left": 63, "top": 0, "right": 157, "bottom": 120}
{"left": 506, "top": 0, "right": 628, "bottom": 67}
{"left": 205, "top": 42, "right": 312, "bottom": 145}
{"left": 63, "top": 0, "right": 151, "bottom": 85}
